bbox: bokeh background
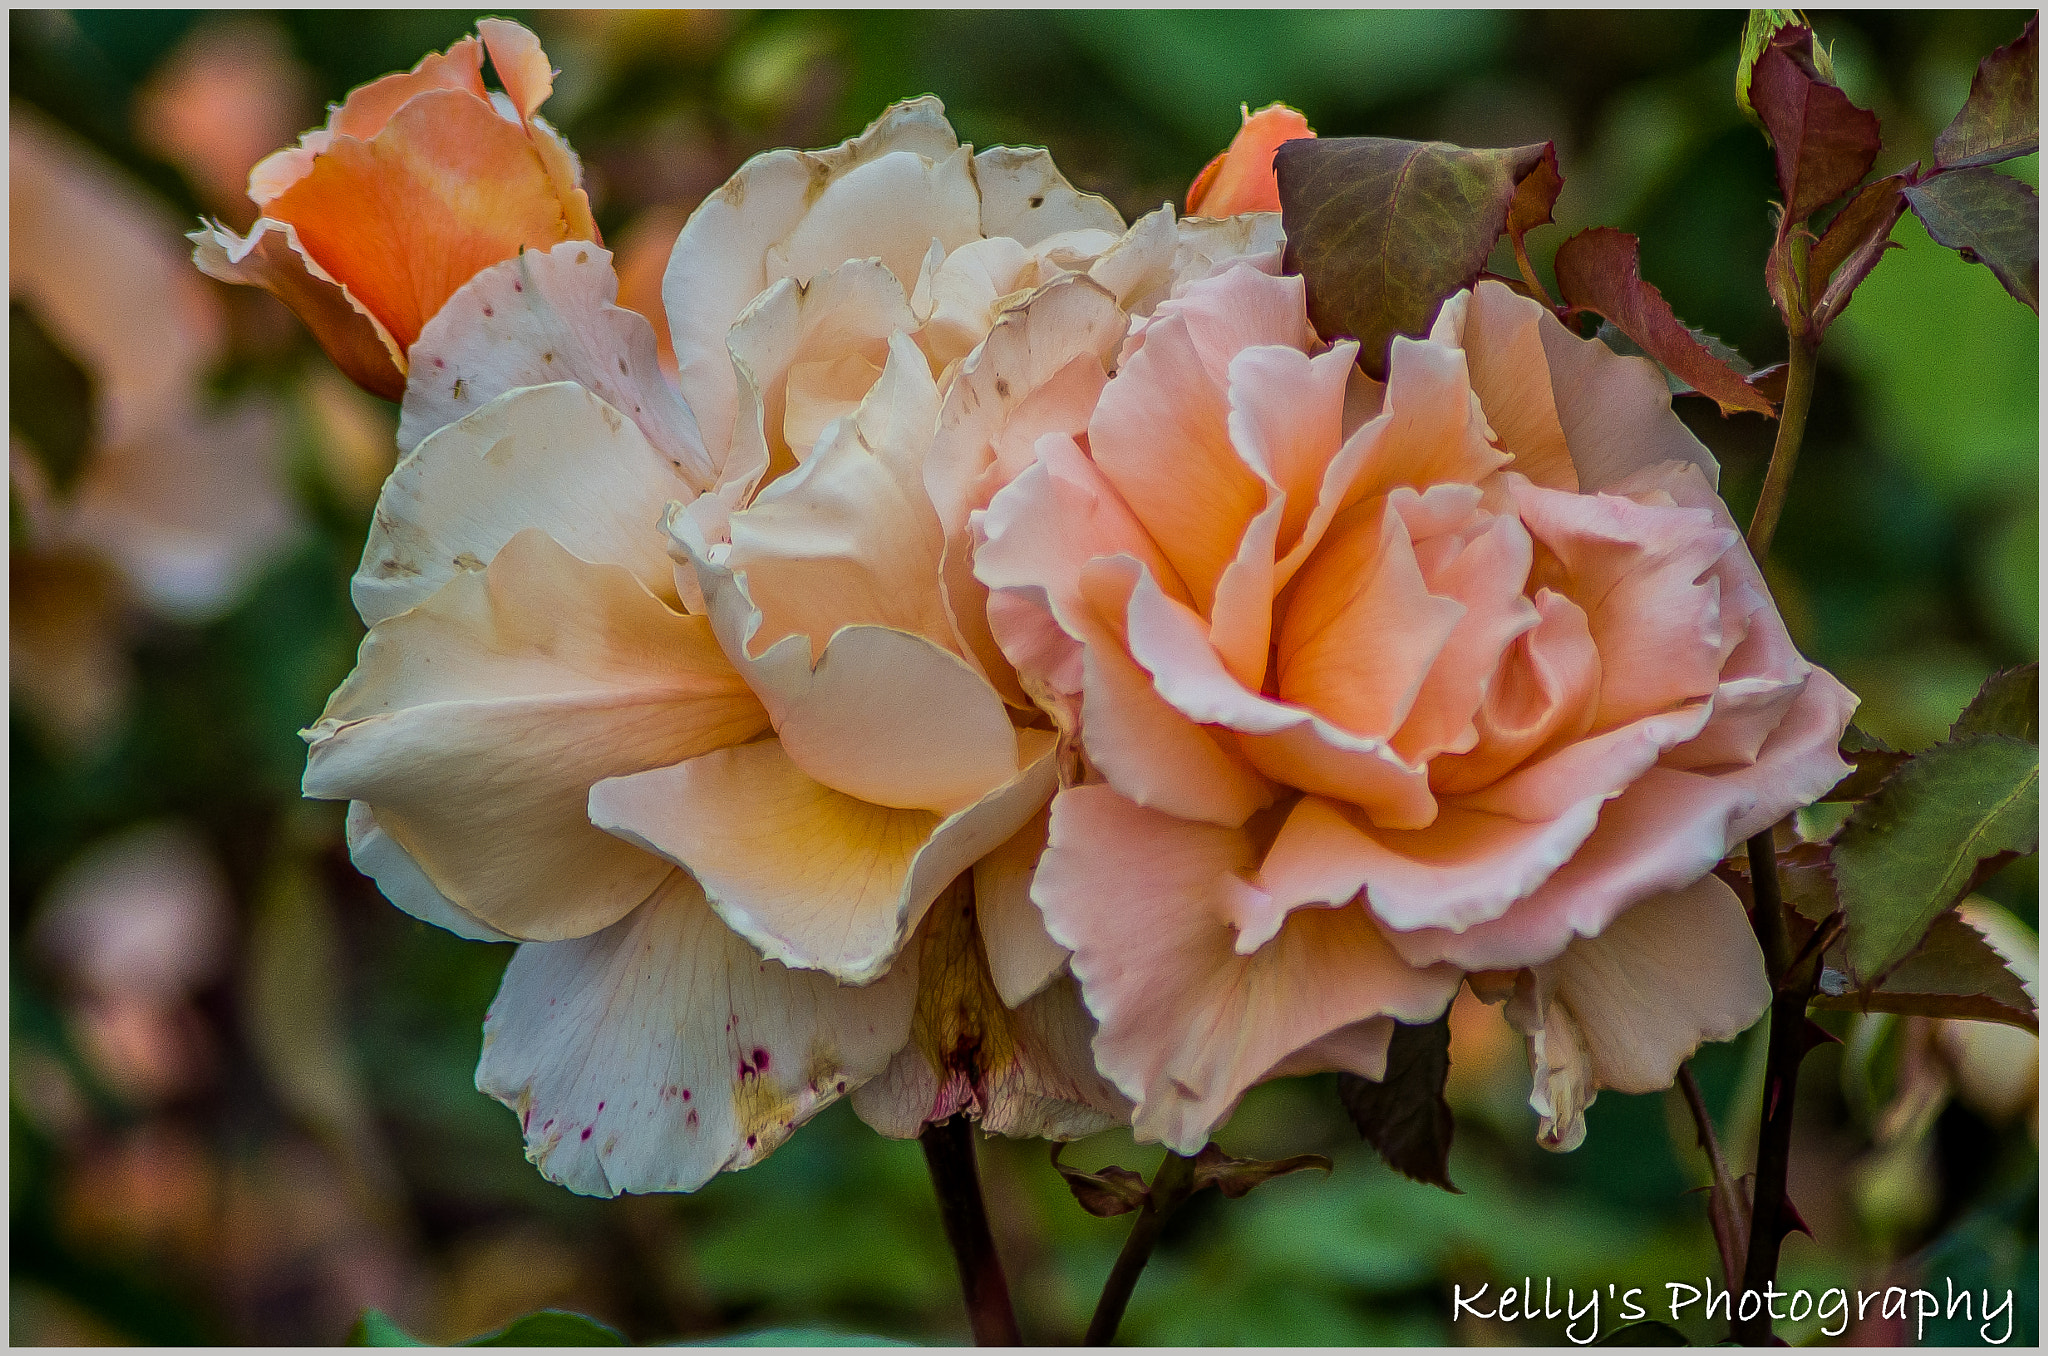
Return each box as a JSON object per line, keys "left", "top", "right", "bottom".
{"left": 9, "top": 8, "right": 2039, "bottom": 1346}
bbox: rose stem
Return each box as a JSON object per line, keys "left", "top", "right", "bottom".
{"left": 1726, "top": 239, "right": 1827, "bottom": 1343}
{"left": 1676, "top": 1062, "right": 1746, "bottom": 1293}
{"left": 918, "top": 1116, "right": 1021, "bottom": 1346}
{"left": 1084, "top": 1149, "right": 1200, "bottom": 1345}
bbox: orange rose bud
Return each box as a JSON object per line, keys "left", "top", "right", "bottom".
{"left": 1185, "top": 102, "right": 1316, "bottom": 218}
{"left": 190, "top": 19, "right": 597, "bottom": 401}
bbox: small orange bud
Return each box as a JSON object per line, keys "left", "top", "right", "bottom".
{"left": 1185, "top": 103, "right": 1316, "bottom": 218}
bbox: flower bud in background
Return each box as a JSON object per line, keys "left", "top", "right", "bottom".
{"left": 190, "top": 20, "right": 598, "bottom": 400}
{"left": 1186, "top": 102, "right": 1315, "bottom": 217}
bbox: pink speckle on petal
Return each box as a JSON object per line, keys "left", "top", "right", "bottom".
{"left": 580, "top": 1126, "right": 592, "bottom": 1141}
{"left": 752, "top": 1047, "right": 770, "bottom": 1072}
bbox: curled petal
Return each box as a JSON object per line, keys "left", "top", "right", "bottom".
{"left": 354, "top": 382, "right": 695, "bottom": 626}
{"left": 305, "top": 530, "right": 769, "bottom": 942}
{"left": 590, "top": 730, "right": 1058, "bottom": 984}
{"left": 399, "top": 242, "right": 709, "bottom": 487}
{"left": 974, "top": 144, "right": 1126, "bottom": 245}
{"left": 664, "top": 97, "right": 968, "bottom": 469}
{"left": 344, "top": 802, "right": 510, "bottom": 942}
{"left": 259, "top": 86, "right": 596, "bottom": 354}
{"left": 1503, "top": 873, "right": 1769, "bottom": 1150}
{"left": 1037, "top": 786, "right": 1460, "bottom": 1153}
{"left": 193, "top": 217, "right": 404, "bottom": 400}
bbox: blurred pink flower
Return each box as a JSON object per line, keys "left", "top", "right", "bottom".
{"left": 10, "top": 103, "right": 299, "bottom": 746}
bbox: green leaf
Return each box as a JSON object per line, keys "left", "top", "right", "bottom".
{"left": 1275, "top": 136, "right": 1554, "bottom": 378}
{"left": 1950, "top": 662, "right": 2039, "bottom": 744}
{"left": 1554, "top": 228, "right": 1775, "bottom": 416}
{"left": 348, "top": 1311, "right": 428, "bottom": 1346}
{"left": 466, "top": 1310, "right": 626, "bottom": 1346}
{"left": 1903, "top": 167, "right": 2040, "bottom": 312}
{"left": 1834, "top": 734, "right": 2040, "bottom": 982}
{"left": 1336, "top": 1013, "right": 1458, "bottom": 1192}
{"left": 9, "top": 300, "right": 96, "bottom": 497}
{"left": 1931, "top": 16, "right": 2039, "bottom": 171}
{"left": 1814, "top": 907, "right": 2038, "bottom": 1032}
{"left": 1598, "top": 1318, "right": 1690, "bottom": 1345}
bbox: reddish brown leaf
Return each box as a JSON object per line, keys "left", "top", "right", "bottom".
{"left": 1932, "top": 16, "right": 2039, "bottom": 171}
{"left": 1504, "top": 142, "right": 1563, "bottom": 303}
{"left": 1748, "top": 25, "right": 1883, "bottom": 223}
{"left": 1276, "top": 136, "right": 1555, "bottom": 377}
{"left": 1337, "top": 1013, "right": 1458, "bottom": 1192}
{"left": 1553, "top": 227, "right": 1776, "bottom": 416}
{"left": 1187, "top": 1145, "right": 1331, "bottom": 1200}
{"left": 1808, "top": 172, "right": 1910, "bottom": 333}
{"left": 1049, "top": 1144, "right": 1148, "bottom": 1217}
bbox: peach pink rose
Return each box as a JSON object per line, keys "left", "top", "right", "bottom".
{"left": 1186, "top": 103, "right": 1316, "bottom": 217}
{"left": 300, "top": 98, "right": 1286, "bottom": 1193}
{"left": 974, "top": 264, "right": 1858, "bottom": 1152}
{"left": 191, "top": 20, "right": 597, "bottom": 399}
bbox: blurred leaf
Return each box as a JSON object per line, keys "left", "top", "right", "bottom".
{"left": 1050, "top": 1143, "right": 1148, "bottom": 1217}
{"left": 244, "top": 841, "right": 404, "bottom": 1215}
{"left": 1826, "top": 208, "right": 2037, "bottom": 506}
{"left": 467, "top": 1310, "right": 626, "bottom": 1346}
{"left": 1554, "top": 228, "right": 1774, "bottom": 415}
{"left": 1808, "top": 172, "right": 1908, "bottom": 333}
{"left": 1337, "top": 1014, "right": 1457, "bottom": 1192}
{"left": 1276, "top": 135, "right": 1553, "bottom": 378}
{"left": 1930, "top": 16, "right": 2039, "bottom": 171}
{"left": 1951, "top": 662, "right": 2039, "bottom": 743}
{"left": 677, "top": 1331, "right": 916, "bottom": 1347}
{"left": 9, "top": 301, "right": 96, "bottom": 497}
{"left": 1747, "top": 23, "right": 1881, "bottom": 221}
{"left": 1189, "top": 1143, "right": 1331, "bottom": 1200}
{"left": 1902, "top": 167, "right": 2040, "bottom": 311}
{"left": 1815, "top": 907, "right": 2038, "bottom": 1031}
{"left": 1834, "top": 733, "right": 2039, "bottom": 982}
{"left": 1599, "top": 1318, "right": 1690, "bottom": 1345}
{"left": 348, "top": 1310, "right": 428, "bottom": 1346}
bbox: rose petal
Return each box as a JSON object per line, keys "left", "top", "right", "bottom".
{"left": 353, "top": 382, "right": 695, "bottom": 626}
{"left": 973, "top": 145, "right": 1126, "bottom": 246}
{"left": 1532, "top": 302, "right": 1721, "bottom": 493}
{"left": 972, "top": 806, "right": 1070, "bottom": 1009}
{"left": 719, "top": 332, "right": 958, "bottom": 662}
{"left": 1036, "top": 785, "right": 1460, "bottom": 1152}
{"left": 262, "top": 87, "right": 595, "bottom": 352}
{"left": 851, "top": 879, "right": 1123, "bottom": 1140}
{"left": 305, "top": 530, "right": 769, "bottom": 941}
{"left": 475, "top": 869, "right": 917, "bottom": 1195}
{"left": 344, "top": 801, "right": 512, "bottom": 943}
{"left": 1429, "top": 281, "right": 1577, "bottom": 490}
{"left": 589, "top": 730, "right": 1058, "bottom": 984}
{"left": 399, "top": 241, "right": 710, "bottom": 489}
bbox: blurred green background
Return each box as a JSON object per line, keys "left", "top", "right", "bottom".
{"left": 9, "top": 9, "right": 2038, "bottom": 1346}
